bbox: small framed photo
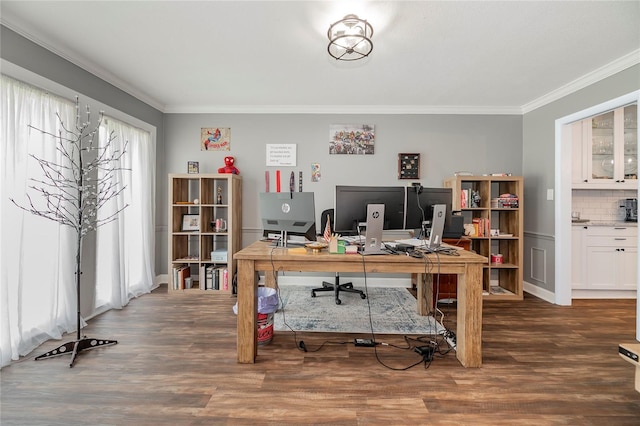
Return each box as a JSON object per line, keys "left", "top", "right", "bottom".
{"left": 181, "top": 214, "right": 200, "bottom": 231}
{"left": 187, "top": 161, "right": 199, "bottom": 174}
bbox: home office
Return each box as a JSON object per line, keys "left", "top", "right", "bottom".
{"left": 239, "top": 185, "right": 486, "bottom": 367}
{"left": 1, "top": 1, "right": 639, "bottom": 424}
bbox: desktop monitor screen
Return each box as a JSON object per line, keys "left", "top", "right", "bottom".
{"left": 334, "top": 185, "right": 406, "bottom": 234}
{"left": 259, "top": 192, "right": 317, "bottom": 241}
{"left": 405, "top": 187, "right": 457, "bottom": 237}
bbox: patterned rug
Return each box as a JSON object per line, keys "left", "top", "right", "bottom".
{"left": 273, "top": 285, "right": 445, "bottom": 335}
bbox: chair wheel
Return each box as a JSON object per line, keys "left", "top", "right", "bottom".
{"left": 335, "top": 298, "right": 342, "bottom": 305}
{"left": 360, "top": 294, "right": 367, "bottom": 299}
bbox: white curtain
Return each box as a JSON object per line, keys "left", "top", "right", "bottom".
{"left": 95, "top": 116, "right": 156, "bottom": 311}
{"left": 0, "top": 75, "right": 77, "bottom": 367}
{"left": 1, "top": 75, "right": 156, "bottom": 368}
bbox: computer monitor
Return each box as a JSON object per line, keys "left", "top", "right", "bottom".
{"left": 334, "top": 185, "right": 406, "bottom": 235}
{"left": 259, "top": 192, "right": 317, "bottom": 244}
{"left": 405, "top": 187, "right": 459, "bottom": 238}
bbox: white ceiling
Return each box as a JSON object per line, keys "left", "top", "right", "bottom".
{"left": 1, "top": 1, "right": 639, "bottom": 114}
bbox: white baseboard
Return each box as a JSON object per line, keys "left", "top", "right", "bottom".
{"left": 523, "top": 281, "right": 555, "bottom": 304}
{"left": 522, "top": 281, "right": 637, "bottom": 304}
{"left": 262, "top": 274, "right": 411, "bottom": 288}
{"left": 571, "top": 289, "right": 637, "bottom": 299}
{"left": 158, "top": 271, "right": 410, "bottom": 288}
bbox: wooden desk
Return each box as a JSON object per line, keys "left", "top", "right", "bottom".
{"left": 420, "top": 237, "right": 472, "bottom": 304}
{"left": 234, "top": 241, "right": 487, "bottom": 367}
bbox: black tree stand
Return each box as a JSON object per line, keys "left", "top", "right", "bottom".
{"left": 34, "top": 191, "right": 117, "bottom": 368}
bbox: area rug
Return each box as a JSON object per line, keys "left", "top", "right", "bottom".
{"left": 273, "top": 285, "right": 445, "bottom": 335}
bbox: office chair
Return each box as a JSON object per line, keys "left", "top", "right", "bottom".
{"left": 310, "top": 208, "right": 367, "bottom": 305}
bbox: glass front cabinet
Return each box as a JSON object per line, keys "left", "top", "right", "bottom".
{"left": 573, "top": 104, "right": 638, "bottom": 189}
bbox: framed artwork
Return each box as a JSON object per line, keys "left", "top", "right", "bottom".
{"left": 201, "top": 127, "right": 230, "bottom": 151}
{"left": 398, "top": 153, "right": 420, "bottom": 179}
{"left": 181, "top": 214, "right": 200, "bottom": 231}
{"left": 329, "top": 124, "right": 375, "bottom": 155}
{"left": 187, "top": 161, "right": 199, "bottom": 174}
{"left": 311, "top": 163, "right": 321, "bottom": 182}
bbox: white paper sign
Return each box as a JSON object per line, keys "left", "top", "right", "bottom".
{"left": 266, "top": 144, "right": 297, "bottom": 166}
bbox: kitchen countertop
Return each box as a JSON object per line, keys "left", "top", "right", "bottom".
{"left": 571, "top": 220, "right": 637, "bottom": 227}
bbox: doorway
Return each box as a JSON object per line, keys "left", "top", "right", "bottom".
{"left": 555, "top": 90, "right": 639, "bottom": 340}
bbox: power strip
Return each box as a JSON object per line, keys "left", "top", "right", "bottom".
{"left": 444, "top": 331, "right": 457, "bottom": 351}
{"left": 354, "top": 338, "right": 376, "bottom": 347}
{"left": 619, "top": 344, "right": 639, "bottom": 364}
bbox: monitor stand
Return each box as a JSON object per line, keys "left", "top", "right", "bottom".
{"left": 269, "top": 230, "right": 306, "bottom": 247}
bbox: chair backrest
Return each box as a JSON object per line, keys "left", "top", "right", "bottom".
{"left": 320, "top": 208, "right": 334, "bottom": 234}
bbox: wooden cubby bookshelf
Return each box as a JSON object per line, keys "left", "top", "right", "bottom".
{"left": 168, "top": 173, "right": 242, "bottom": 293}
{"left": 443, "top": 175, "right": 524, "bottom": 300}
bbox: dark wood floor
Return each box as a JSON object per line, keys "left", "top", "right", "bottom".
{"left": 1, "top": 285, "right": 638, "bottom": 425}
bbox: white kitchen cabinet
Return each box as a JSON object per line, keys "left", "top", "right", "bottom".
{"left": 578, "top": 226, "right": 638, "bottom": 291}
{"left": 572, "top": 104, "right": 637, "bottom": 189}
{"left": 571, "top": 121, "right": 589, "bottom": 186}
{"left": 571, "top": 226, "right": 586, "bottom": 288}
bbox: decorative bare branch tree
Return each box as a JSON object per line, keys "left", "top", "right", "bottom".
{"left": 11, "top": 97, "right": 129, "bottom": 367}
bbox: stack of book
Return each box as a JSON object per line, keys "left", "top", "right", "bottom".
{"left": 471, "top": 218, "right": 490, "bottom": 237}
{"left": 172, "top": 264, "right": 191, "bottom": 290}
{"left": 202, "top": 265, "right": 229, "bottom": 290}
{"left": 491, "top": 193, "right": 519, "bottom": 208}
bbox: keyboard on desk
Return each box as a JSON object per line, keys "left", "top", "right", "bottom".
{"left": 341, "top": 235, "right": 365, "bottom": 244}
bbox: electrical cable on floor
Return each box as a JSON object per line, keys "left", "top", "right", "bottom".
{"left": 269, "top": 245, "right": 349, "bottom": 353}
{"left": 269, "top": 237, "right": 455, "bottom": 368}
{"left": 354, "top": 250, "right": 446, "bottom": 370}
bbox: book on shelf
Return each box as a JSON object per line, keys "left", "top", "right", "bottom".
{"left": 205, "top": 265, "right": 214, "bottom": 290}
{"left": 471, "top": 218, "right": 490, "bottom": 237}
{"left": 460, "top": 189, "right": 469, "bottom": 208}
{"left": 222, "top": 268, "right": 229, "bottom": 291}
{"left": 172, "top": 264, "right": 191, "bottom": 290}
{"left": 199, "top": 265, "right": 206, "bottom": 290}
{"left": 201, "top": 264, "right": 229, "bottom": 291}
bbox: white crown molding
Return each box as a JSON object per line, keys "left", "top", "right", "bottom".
{"left": 163, "top": 104, "right": 523, "bottom": 115}
{"left": 521, "top": 49, "right": 640, "bottom": 114}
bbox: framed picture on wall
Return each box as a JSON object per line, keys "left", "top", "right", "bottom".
{"left": 201, "top": 127, "right": 230, "bottom": 151}
{"left": 187, "top": 161, "right": 199, "bottom": 174}
{"left": 398, "top": 153, "right": 420, "bottom": 179}
{"left": 329, "top": 124, "right": 375, "bottom": 155}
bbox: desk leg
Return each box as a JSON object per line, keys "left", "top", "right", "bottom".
{"left": 264, "top": 268, "right": 277, "bottom": 288}
{"left": 416, "top": 273, "right": 433, "bottom": 316}
{"left": 456, "top": 263, "right": 483, "bottom": 367}
{"left": 237, "top": 259, "right": 258, "bottom": 363}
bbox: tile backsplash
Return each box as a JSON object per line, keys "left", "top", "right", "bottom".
{"left": 572, "top": 189, "right": 638, "bottom": 221}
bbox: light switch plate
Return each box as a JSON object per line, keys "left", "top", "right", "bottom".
{"left": 547, "top": 189, "right": 554, "bottom": 201}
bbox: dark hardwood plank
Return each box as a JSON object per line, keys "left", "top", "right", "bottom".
{"left": 1, "top": 286, "right": 638, "bottom": 425}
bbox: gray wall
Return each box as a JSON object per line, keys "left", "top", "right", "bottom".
{"left": 522, "top": 65, "right": 640, "bottom": 293}
{"left": 163, "top": 113, "right": 522, "bottom": 272}
{"left": 13, "top": 23, "right": 639, "bottom": 298}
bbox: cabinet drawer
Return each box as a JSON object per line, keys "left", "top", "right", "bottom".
{"left": 586, "top": 235, "right": 637, "bottom": 247}
{"left": 586, "top": 226, "right": 636, "bottom": 237}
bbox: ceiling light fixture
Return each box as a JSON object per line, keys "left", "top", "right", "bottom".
{"left": 327, "top": 14, "right": 373, "bottom": 61}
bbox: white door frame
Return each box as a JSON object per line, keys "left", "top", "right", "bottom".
{"left": 555, "top": 90, "right": 639, "bottom": 340}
